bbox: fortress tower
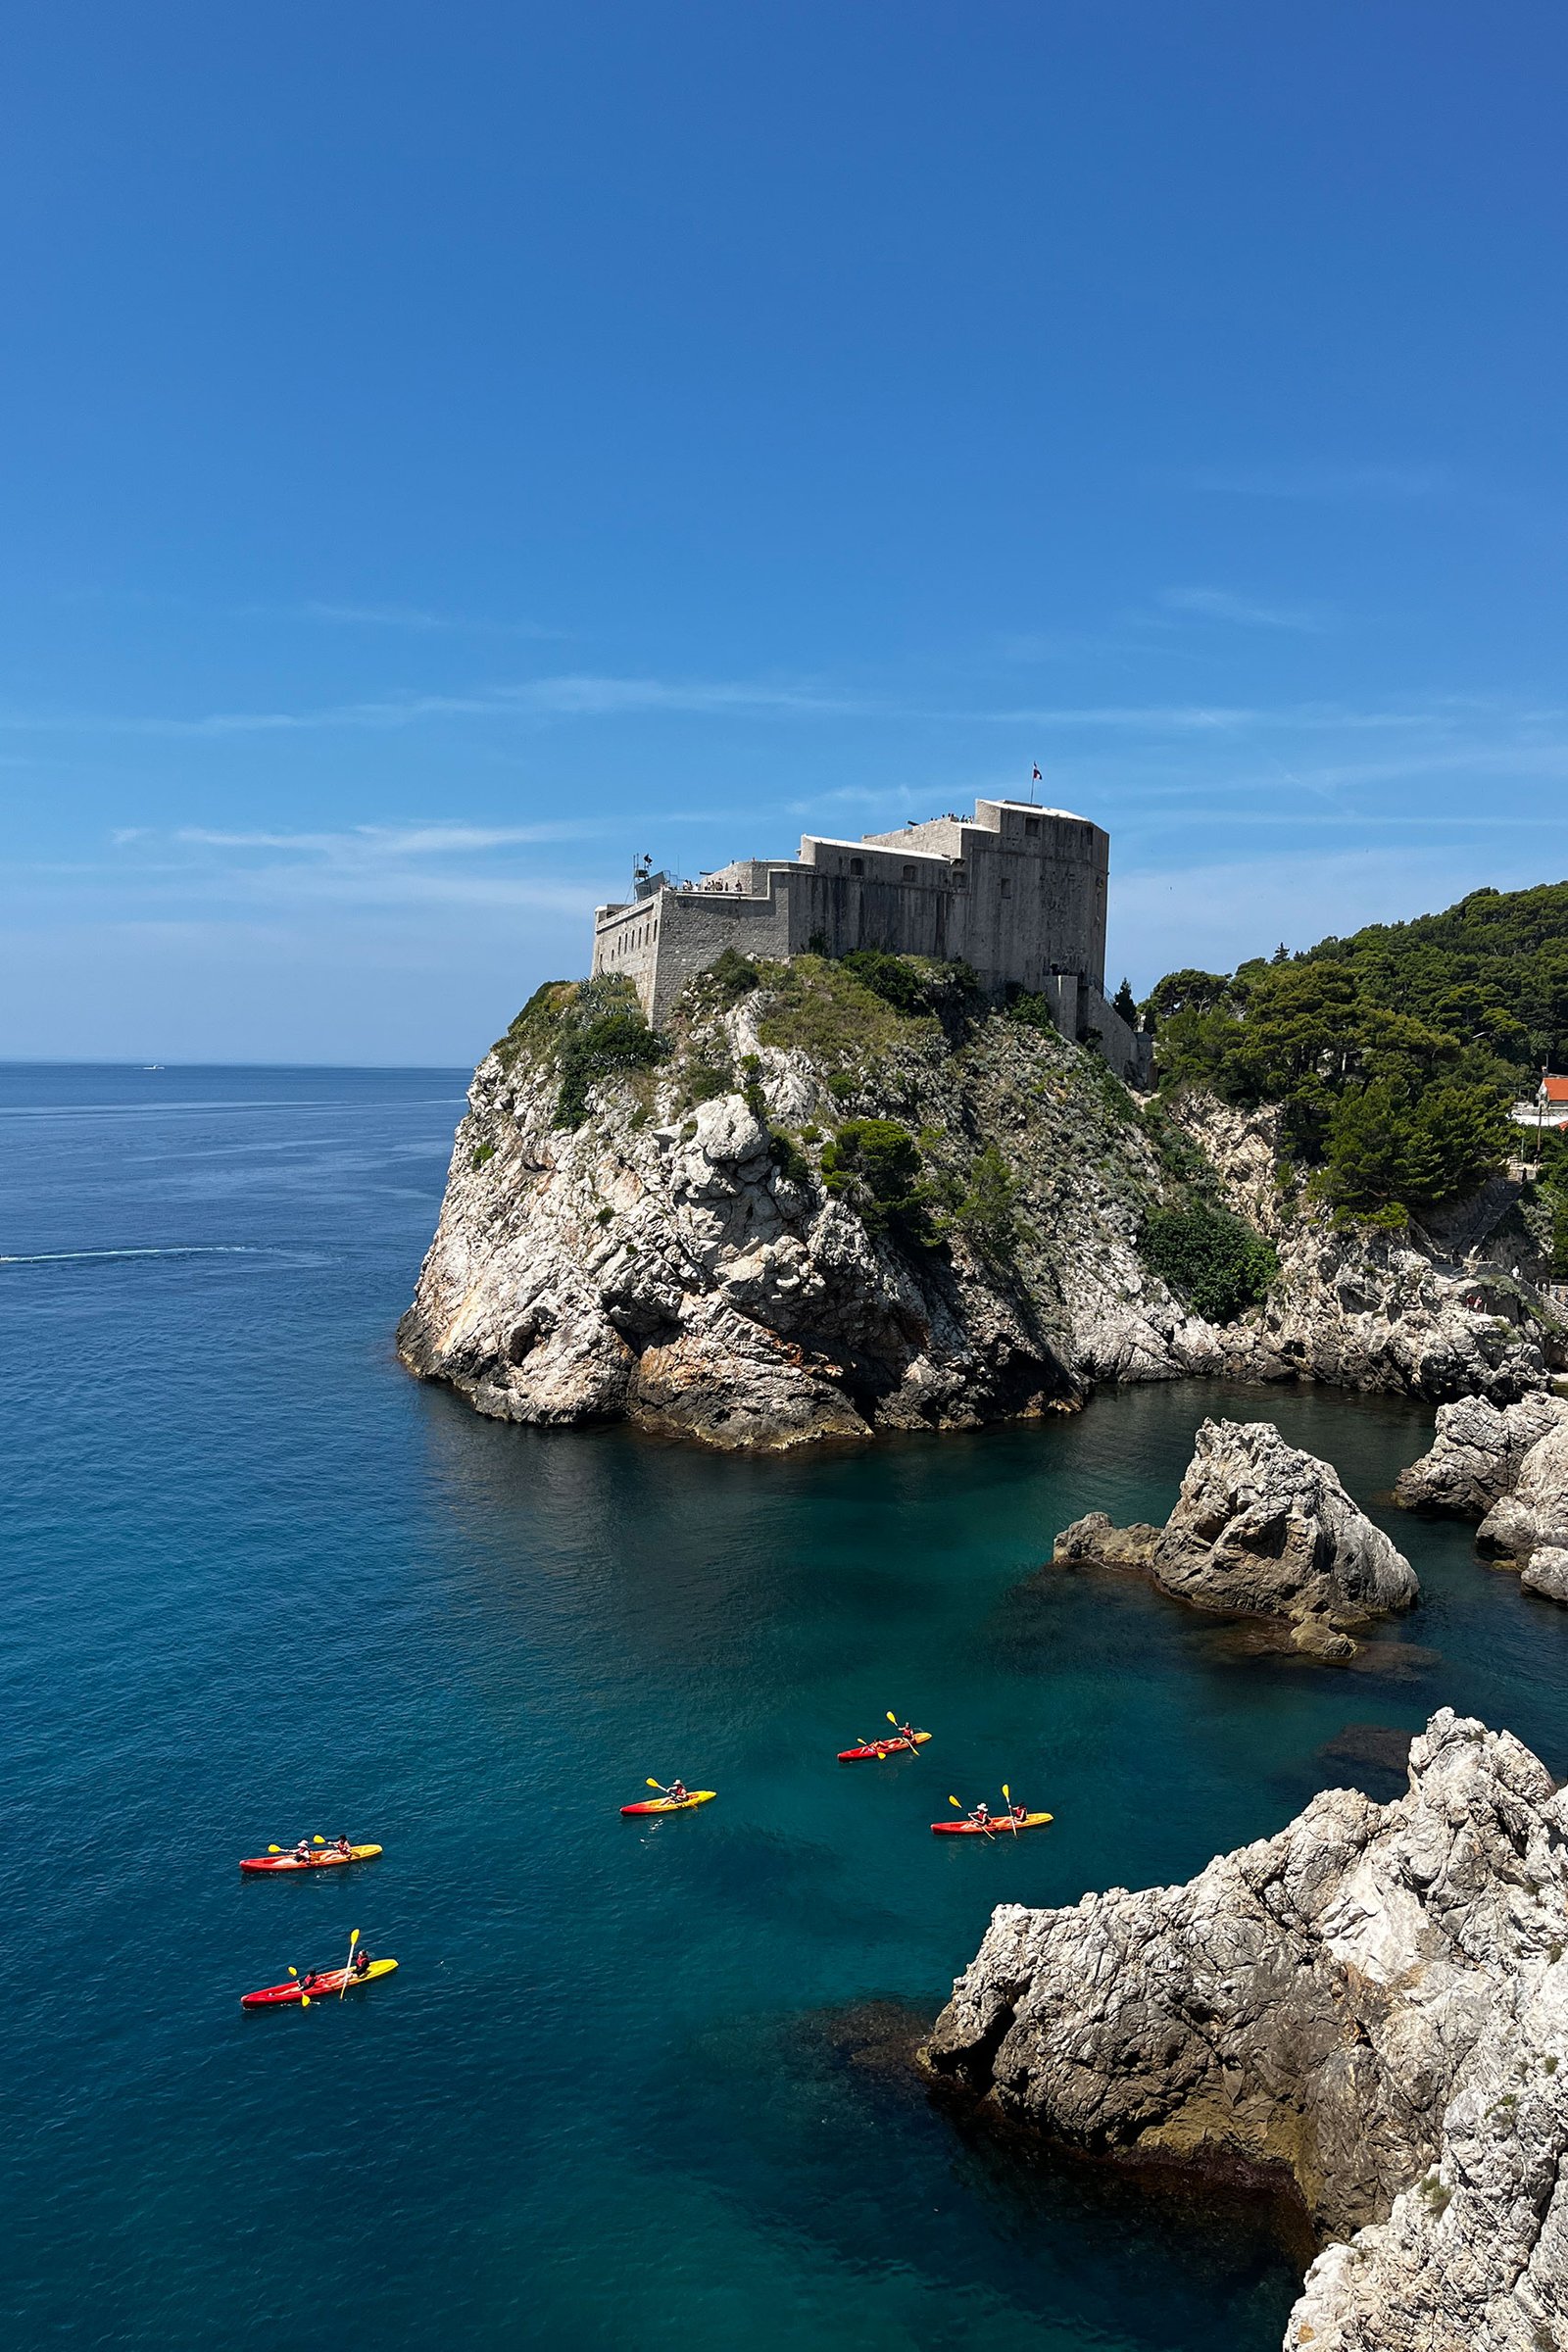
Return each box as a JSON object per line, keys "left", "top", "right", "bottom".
{"left": 591, "top": 797, "right": 1149, "bottom": 1084}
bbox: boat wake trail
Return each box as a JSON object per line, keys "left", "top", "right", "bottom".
{"left": 0, "top": 1246, "right": 266, "bottom": 1266}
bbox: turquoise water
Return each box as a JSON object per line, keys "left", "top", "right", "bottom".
{"left": 5, "top": 1064, "right": 1568, "bottom": 2352}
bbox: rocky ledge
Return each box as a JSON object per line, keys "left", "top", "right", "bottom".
{"left": 1398, "top": 1395, "right": 1568, "bottom": 1603}
{"left": 400, "top": 961, "right": 1555, "bottom": 1450}
{"left": 924, "top": 1709, "right": 1568, "bottom": 2352}
{"left": 1051, "top": 1418, "right": 1417, "bottom": 1657}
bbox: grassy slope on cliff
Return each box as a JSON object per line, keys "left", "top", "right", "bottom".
{"left": 1146, "top": 878, "right": 1568, "bottom": 1227}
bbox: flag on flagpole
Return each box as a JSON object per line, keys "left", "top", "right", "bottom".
{"left": 1031, "top": 764, "right": 1042, "bottom": 783}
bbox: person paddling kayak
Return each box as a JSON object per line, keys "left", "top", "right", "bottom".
{"left": 665, "top": 1780, "right": 689, "bottom": 1805}
{"left": 294, "top": 1840, "right": 312, "bottom": 1864}
{"left": 967, "top": 1802, "right": 992, "bottom": 1829}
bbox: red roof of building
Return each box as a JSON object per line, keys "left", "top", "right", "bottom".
{"left": 1544, "top": 1076, "right": 1568, "bottom": 1104}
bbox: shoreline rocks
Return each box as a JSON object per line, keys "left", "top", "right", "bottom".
{"left": 1051, "top": 1419, "right": 1418, "bottom": 1657}
{"left": 924, "top": 1709, "right": 1568, "bottom": 2352}
{"left": 1396, "top": 1393, "right": 1568, "bottom": 1605}
{"left": 1395, "top": 1393, "right": 1568, "bottom": 1518}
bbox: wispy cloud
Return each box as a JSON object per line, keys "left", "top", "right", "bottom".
{"left": 0, "top": 673, "right": 878, "bottom": 738}
{"left": 974, "top": 701, "right": 1449, "bottom": 733}
{"left": 173, "top": 820, "right": 601, "bottom": 856}
{"left": 1156, "top": 586, "right": 1329, "bottom": 633}
{"left": 294, "top": 601, "right": 560, "bottom": 638}
{"left": 1185, "top": 461, "right": 1451, "bottom": 502}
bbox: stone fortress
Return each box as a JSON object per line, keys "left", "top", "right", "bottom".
{"left": 593, "top": 797, "right": 1152, "bottom": 1084}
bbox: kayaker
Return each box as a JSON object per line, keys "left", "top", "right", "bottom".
{"left": 967, "top": 1802, "right": 992, "bottom": 1829}
{"left": 666, "top": 1780, "right": 689, "bottom": 1804}
{"left": 897, "top": 1721, "right": 919, "bottom": 1748}
{"left": 353, "top": 1946, "right": 370, "bottom": 1979}
{"left": 1009, "top": 1801, "right": 1028, "bottom": 1825}
{"left": 294, "top": 1840, "right": 312, "bottom": 1864}
{"left": 334, "top": 1837, "right": 352, "bottom": 1857}
{"left": 300, "top": 1970, "right": 322, "bottom": 1993}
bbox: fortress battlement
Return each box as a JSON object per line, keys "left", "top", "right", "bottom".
{"left": 592, "top": 796, "right": 1149, "bottom": 1084}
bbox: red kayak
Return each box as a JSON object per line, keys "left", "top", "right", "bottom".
{"left": 240, "top": 1958, "right": 398, "bottom": 2008}
{"left": 239, "top": 1841, "right": 382, "bottom": 1875}
{"left": 932, "top": 1811, "right": 1053, "bottom": 1836}
{"left": 838, "top": 1732, "right": 932, "bottom": 1761}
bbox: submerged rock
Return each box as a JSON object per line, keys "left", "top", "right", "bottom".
{"left": 1051, "top": 1419, "right": 1417, "bottom": 1655}
{"left": 925, "top": 1708, "right": 1568, "bottom": 2352}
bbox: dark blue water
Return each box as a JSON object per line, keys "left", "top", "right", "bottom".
{"left": 5, "top": 1064, "right": 1567, "bottom": 2351}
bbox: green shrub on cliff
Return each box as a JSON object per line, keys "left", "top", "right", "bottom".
{"left": 1140, "top": 1200, "right": 1277, "bottom": 1324}
{"left": 952, "top": 1143, "right": 1020, "bottom": 1262}
{"left": 821, "top": 1116, "right": 932, "bottom": 1246}
{"left": 492, "top": 974, "right": 670, "bottom": 1128}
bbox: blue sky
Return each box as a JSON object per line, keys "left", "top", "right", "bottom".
{"left": 4, "top": 2, "right": 1566, "bottom": 1062}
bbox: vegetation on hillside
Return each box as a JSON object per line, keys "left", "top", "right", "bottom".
{"left": 1141, "top": 1199, "right": 1278, "bottom": 1324}
{"left": 494, "top": 974, "right": 670, "bottom": 1129}
{"left": 1144, "top": 880, "right": 1568, "bottom": 1218}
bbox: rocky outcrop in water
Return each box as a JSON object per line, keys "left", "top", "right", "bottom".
{"left": 924, "top": 1709, "right": 1568, "bottom": 2352}
{"left": 1395, "top": 1394, "right": 1568, "bottom": 1606}
{"left": 1052, "top": 1418, "right": 1417, "bottom": 1657}
{"left": 1476, "top": 1411, "right": 1568, "bottom": 1580}
{"left": 400, "top": 964, "right": 1557, "bottom": 1450}
{"left": 1396, "top": 1393, "right": 1568, "bottom": 1517}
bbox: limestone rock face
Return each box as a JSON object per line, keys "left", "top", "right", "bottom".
{"left": 400, "top": 988, "right": 1558, "bottom": 1450}
{"left": 398, "top": 1004, "right": 1100, "bottom": 1450}
{"left": 1477, "top": 1418, "right": 1568, "bottom": 1568}
{"left": 1168, "top": 1097, "right": 1556, "bottom": 1408}
{"left": 1521, "top": 1545, "right": 1568, "bottom": 1600}
{"left": 1052, "top": 1419, "right": 1417, "bottom": 1652}
{"left": 924, "top": 1710, "right": 1568, "bottom": 2352}
{"left": 1395, "top": 1393, "right": 1568, "bottom": 1516}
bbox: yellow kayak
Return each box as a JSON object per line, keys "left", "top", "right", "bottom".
{"left": 620, "top": 1791, "right": 716, "bottom": 1815}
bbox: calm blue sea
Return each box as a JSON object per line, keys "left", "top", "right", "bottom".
{"left": 4, "top": 1062, "right": 1567, "bottom": 2352}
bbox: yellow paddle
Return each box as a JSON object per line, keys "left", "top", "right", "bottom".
{"left": 887, "top": 1712, "right": 921, "bottom": 1757}
{"left": 1002, "top": 1784, "right": 1018, "bottom": 1838}
{"left": 339, "top": 1928, "right": 359, "bottom": 2000}
{"left": 313, "top": 1837, "right": 324, "bottom": 1846}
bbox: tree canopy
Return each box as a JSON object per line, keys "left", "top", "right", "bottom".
{"left": 1146, "top": 880, "right": 1568, "bottom": 1217}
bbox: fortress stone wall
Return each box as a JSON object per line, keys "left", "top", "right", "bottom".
{"left": 592, "top": 797, "right": 1151, "bottom": 1084}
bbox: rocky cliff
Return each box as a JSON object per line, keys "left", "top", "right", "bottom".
{"left": 924, "top": 1709, "right": 1568, "bottom": 2352}
{"left": 1052, "top": 1418, "right": 1418, "bottom": 1658}
{"left": 1397, "top": 1396, "right": 1568, "bottom": 1605}
{"left": 399, "top": 959, "right": 1557, "bottom": 1449}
